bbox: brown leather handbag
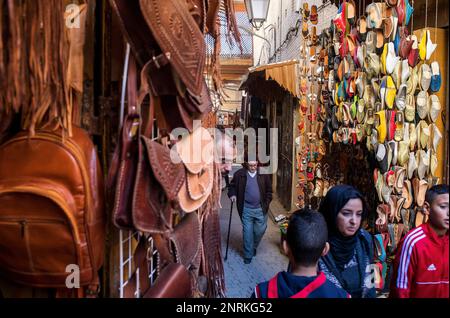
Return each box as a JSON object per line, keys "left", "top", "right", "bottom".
{"left": 132, "top": 135, "right": 185, "bottom": 233}
{"left": 108, "top": 54, "right": 140, "bottom": 230}
{"left": 0, "top": 125, "right": 105, "bottom": 291}
{"left": 132, "top": 60, "right": 186, "bottom": 234}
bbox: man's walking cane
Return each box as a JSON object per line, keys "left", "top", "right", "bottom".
{"left": 224, "top": 200, "right": 234, "bottom": 261}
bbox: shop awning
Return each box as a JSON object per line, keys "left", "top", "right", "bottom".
{"left": 240, "top": 59, "right": 299, "bottom": 98}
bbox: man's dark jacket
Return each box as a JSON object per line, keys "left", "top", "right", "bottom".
{"left": 227, "top": 168, "right": 273, "bottom": 219}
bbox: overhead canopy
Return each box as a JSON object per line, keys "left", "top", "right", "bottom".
{"left": 240, "top": 59, "right": 299, "bottom": 99}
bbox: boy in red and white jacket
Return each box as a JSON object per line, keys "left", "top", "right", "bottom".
{"left": 390, "top": 184, "right": 449, "bottom": 298}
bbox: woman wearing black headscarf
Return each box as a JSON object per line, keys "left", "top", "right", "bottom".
{"left": 318, "top": 185, "right": 376, "bottom": 298}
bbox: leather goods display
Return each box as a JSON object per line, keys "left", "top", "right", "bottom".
{"left": 0, "top": 125, "right": 105, "bottom": 291}
{"left": 107, "top": 0, "right": 233, "bottom": 297}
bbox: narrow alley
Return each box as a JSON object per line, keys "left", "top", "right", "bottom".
{"left": 219, "top": 165, "right": 288, "bottom": 298}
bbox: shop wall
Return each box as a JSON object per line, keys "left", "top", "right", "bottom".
{"left": 253, "top": 0, "right": 338, "bottom": 65}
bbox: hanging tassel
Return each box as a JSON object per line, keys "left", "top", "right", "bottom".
{"left": 199, "top": 163, "right": 226, "bottom": 298}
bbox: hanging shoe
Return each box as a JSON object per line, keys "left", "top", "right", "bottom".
{"left": 366, "top": 31, "right": 376, "bottom": 53}
{"left": 303, "top": 2, "right": 310, "bottom": 21}
{"left": 376, "top": 111, "right": 388, "bottom": 143}
{"left": 419, "top": 63, "right": 432, "bottom": 91}
{"left": 310, "top": 5, "right": 318, "bottom": 25}
{"left": 425, "top": 30, "right": 437, "bottom": 60}
{"left": 395, "top": 196, "right": 406, "bottom": 223}
{"left": 376, "top": 204, "right": 389, "bottom": 232}
{"left": 387, "top": 110, "right": 397, "bottom": 141}
{"left": 386, "top": 42, "right": 400, "bottom": 75}
{"left": 383, "top": 17, "right": 394, "bottom": 41}
{"left": 390, "top": 140, "right": 399, "bottom": 166}
{"left": 418, "top": 120, "right": 430, "bottom": 150}
{"left": 375, "top": 169, "right": 384, "bottom": 202}
{"left": 409, "top": 122, "right": 417, "bottom": 151}
{"left": 396, "top": 0, "right": 406, "bottom": 26}
{"left": 401, "top": 59, "right": 410, "bottom": 84}
{"left": 399, "top": 34, "right": 413, "bottom": 59}
{"left": 382, "top": 177, "right": 393, "bottom": 203}
{"left": 394, "top": 111, "right": 405, "bottom": 141}
{"left": 406, "top": 65, "right": 418, "bottom": 94}
{"left": 408, "top": 35, "right": 419, "bottom": 67}
{"left": 381, "top": 43, "right": 388, "bottom": 74}
{"left": 403, "top": 122, "right": 410, "bottom": 143}
{"left": 416, "top": 90, "right": 429, "bottom": 120}
{"left": 366, "top": 2, "right": 380, "bottom": 29}
{"left": 405, "top": 93, "right": 415, "bottom": 122}
{"left": 391, "top": 10, "right": 399, "bottom": 41}
{"left": 429, "top": 95, "right": 441, "bottom": 123}
{"left": 357, "top": 98, "right": 366, "bottom": 123}
{"left": 379, "top": 76, "right": 387, "bottom": 109}
{"left": 302, "top": 21, "right": 309, "bottom": 39}
{"left": 355, "top": 72, "right": 366, "bottom": 99}
{"left": 385, "top": 76, "right": 397, "bottom": 109}
{"left": 346, "top": 0, "right": 356, "bottom": 26}
{"left": 430, "top": 61, "right": 442, "bottom": 92}
{"left": 392, "top": 60, "right": 402, "bottom": 89}
{"left": 393, "top": 25, "right": 401, "bottom": 54}
{"left": 333, "top": 11, "right": 346, "bottom": 33}
{"left": 376, "top": 30, "right": 385, "bottom": 55}
{"left": 364, "top": 84, "right": 376, "bottom": 108}
{"left": 376, "top": 143, "right": 388, "bottom": 174}
{"left": 408, "top": 152, "right": 418, "bottom": 179}
{"left": 402, "top": 179, "right": 413, "bottom": 209}
{"left": 398, "top": 140, "right": 409, "bottom": 166}
{"left": 430, "top": 151, "right": 438, "bottom": 177}
{"left": 404, "top": 0, "right": 414, "bottom": 26}
{"left": 357, "top": 44, "right": 366, "bottom": 69}
{"left": 357, "top": 16, "right": 368, "bottom": 41}
{"left": 431, "top": 124, "right": 442, "bottom": 152}
{"left": 418, "top": 30, "right": 427, "bottom": 61}
{"left": 417, "top": 149, "right": 430, "bottom": 180}
{"left": 395, "top": 84, "right": 407, "bottom": 111}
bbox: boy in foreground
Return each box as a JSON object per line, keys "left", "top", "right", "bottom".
{"left": 390, "top": 184, "right": 449, "bottom": 298}
{"left": 252, "top": 208, "right": 350, "bottom": 298}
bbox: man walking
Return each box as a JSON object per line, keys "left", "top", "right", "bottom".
{"left": 228, "top": 161, "right": 273, "bottom": 264}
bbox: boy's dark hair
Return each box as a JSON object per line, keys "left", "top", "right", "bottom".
{"left": 425, "top": 184, "right": 449, "bottom": 205}
{"left": 286, "top": 208, "right": 328, "bottom": 267}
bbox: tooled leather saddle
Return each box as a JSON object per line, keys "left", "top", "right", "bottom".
{"left": 110, "top": 0, "right": 214, "bottom": 132}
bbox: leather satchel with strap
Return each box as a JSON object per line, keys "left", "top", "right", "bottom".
{"left": 108, "top": 54, "right": 140, "bottom": 230}
{"left": 109, "top": 54, "right": 187, "bottom": 234}
{"left": 109, "top": 0, "right": 213, "bottom": 133}
{"left": 132, "top": 60, "right": 186, "bottom": 234}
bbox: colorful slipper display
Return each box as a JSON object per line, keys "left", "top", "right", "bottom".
{"left": 314, "top": 0, "right": 445, "bottom": 258}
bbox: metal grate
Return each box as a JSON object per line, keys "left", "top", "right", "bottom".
{"left": 118, "top": 231, "right": 158, "bottom": 298}
{"left": 206, "top": 11, "right": 253, "bottom": 59}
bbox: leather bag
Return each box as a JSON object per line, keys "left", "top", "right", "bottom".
{"left": 0, "top": 125, "right": 105, "bottom": 290}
